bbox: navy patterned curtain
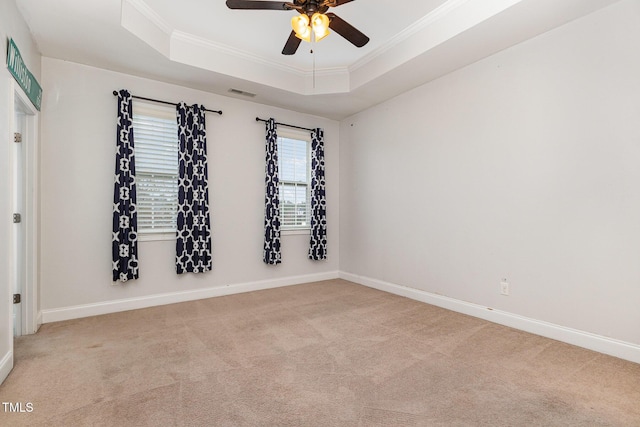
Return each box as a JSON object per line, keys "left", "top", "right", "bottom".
{"left": 309, "top": 128, "right": 327, "bottom": 260}
{"left": 263, "top": 118, "right": 281, "bottom": 264}
{"left": 112, "top": 89, "right": 139, "bottom": 282}
{"left": 176, "top": 103, "right": 212, "bottom": 274}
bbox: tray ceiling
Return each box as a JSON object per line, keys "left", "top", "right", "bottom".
{"left": 16, "top": 0, "right": 621, "bottom": 119}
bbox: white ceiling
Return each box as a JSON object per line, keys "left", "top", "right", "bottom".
{"left": 16, "top": 0, "right": 620, "bottom": 120}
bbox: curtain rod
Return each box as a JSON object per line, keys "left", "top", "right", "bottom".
{"left": 255, "top": 117, "right": 314, "bottom": 132}
{"left": 112, "top": 91, "right": 222, "bottom": 115}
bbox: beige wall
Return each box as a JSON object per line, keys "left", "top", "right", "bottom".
{"left": 39, "top": 58, "right": 339, "bottom": 316}
{"left": 339, "top": 0, "right": 640, "bottom": 346}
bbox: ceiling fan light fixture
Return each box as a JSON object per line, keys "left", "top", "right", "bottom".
{"left": 291, "top": 14, "right": 310, "bottom": 36}
{"left": 311, "top": 12, "right": 330, "bottom": 41}
{"left": 295, "top": 26, "right": 312, "bottom": 42}
{"left": 227, "top": 0, "right": 369, "bottom": 55}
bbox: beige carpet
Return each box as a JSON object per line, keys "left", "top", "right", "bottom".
{"left": 1, "top": 279, "right": 639, "bottom": 426}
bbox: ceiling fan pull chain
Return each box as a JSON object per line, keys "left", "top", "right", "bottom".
{"left": 311, "top": 46, "right": 316, "bottom": 89}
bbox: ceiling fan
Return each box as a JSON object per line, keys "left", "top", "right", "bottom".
{"left": 226, "top": 0, "right": 370, "bottom": 55}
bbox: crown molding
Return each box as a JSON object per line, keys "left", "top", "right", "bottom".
{"left": 120, "top": 0, "right": 476, "bottom": 95}
{"left": 121, "top": 0, "right": 536, "bottom": 96}
{"left": 171, "top": 30, "right": 308, "bottom": 76}
{"left": 350, "top": 0, "right": 471, "bottom": 73}
{"left": 122, "top": 0, "right": 352, "bottom": 94}
{"left": 123, "top": 0, "right": 172, "bottom": 35}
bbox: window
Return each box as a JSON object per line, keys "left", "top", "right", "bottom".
{"left": 278, "top": 129, "right": 311, "bottom": 230}
{"left": 132, "top": 102, "right": 178, "bottom": 239}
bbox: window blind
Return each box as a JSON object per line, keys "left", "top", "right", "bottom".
{"left": 278, "top": 135, "right": 310, "bottom": 229}
{"left": 132, "top": 103, "right": 179, "bottom": 234}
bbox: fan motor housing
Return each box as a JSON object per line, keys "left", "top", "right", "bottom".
{"left": 301, "top": 1, "right": 320, "bottom": 15}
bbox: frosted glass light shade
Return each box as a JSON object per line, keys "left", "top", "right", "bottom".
{"left": 291, "top": 14, "right": 310, "bottom": 36}
{"left": 311, "top": 13, "right": 330, "bottom": 41}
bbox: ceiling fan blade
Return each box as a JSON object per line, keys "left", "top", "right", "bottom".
{"left": 326, "top": 13, "right": 369, "bottom": 48}
{"left": 282, "top": 31, "right": 302, "bottom": 55}
{"left": 322, "top": 0, "right": 355, "bottom": 7}
{"left": 226, "top": 0, "right": 292, "bottom": 10}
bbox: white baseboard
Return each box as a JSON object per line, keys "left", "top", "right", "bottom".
{"left": 0, "top": 350, "right": 13, "bottom": 386}
{"left": 37, "top": 269, "right": 640, "bottom": 364}
{"left": 340, "top": 271, "right": 640, "bottom": 365}
{"left": 41, "top": 271, "right": 339, "bottom": 324}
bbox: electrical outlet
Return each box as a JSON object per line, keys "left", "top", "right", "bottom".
{"left": 500, "top": 279, "right": 509, "bottom": 296}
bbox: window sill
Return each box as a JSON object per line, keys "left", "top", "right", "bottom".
{"left": 281, "top": 228, "right": 310, "bottom": 236}
{"left": 138, "top": 230, "right": 309, "bottom": 240}
{"left": 139, "top": 232, "right": 175, "bottom": 242}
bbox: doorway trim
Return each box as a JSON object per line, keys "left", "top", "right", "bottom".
{"left": 9, "top": 78, "right": 40, "bottom": 336}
